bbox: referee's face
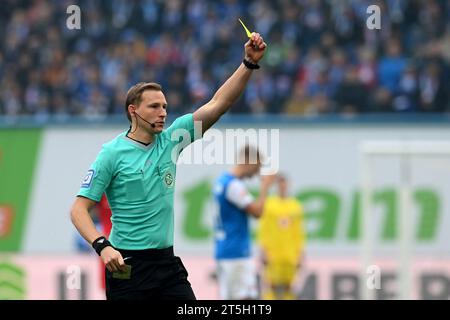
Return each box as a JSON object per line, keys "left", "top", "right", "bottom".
{"left": 136, "top": 90, "right": 168, "bottom": 133}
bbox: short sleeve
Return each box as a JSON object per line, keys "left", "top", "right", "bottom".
{"left": 77, "top": 146, "right": 114, "bottom": 202}
{"left": 225, "top": 179, "right": 254, "bottom": 210}
{"left": 165, "top": 113, "right": 201, "bottom": 159}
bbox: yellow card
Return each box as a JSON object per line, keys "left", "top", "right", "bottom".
{"left": 238, "top": 18, "right": 252, "bottom": 38}
{"left": 112, "top": 264, "right": 131, "bottom": 280}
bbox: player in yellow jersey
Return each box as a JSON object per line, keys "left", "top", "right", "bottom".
{"left": 258, "top": 174, "right": 306, "bottom": 300}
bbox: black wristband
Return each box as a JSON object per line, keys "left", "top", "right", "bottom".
{"left": 92, "top": 236, "right": 112, "bottom": 256}
{"left": 243, "top": 58, "right": 260, "bottom": 70}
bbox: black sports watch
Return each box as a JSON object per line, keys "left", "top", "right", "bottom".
{"left": 243, "top": 58, "right": 260, "bottom": 69}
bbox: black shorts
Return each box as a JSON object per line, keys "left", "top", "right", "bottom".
{"left": 105, "top": 246, "right": 196, "bottom": 300}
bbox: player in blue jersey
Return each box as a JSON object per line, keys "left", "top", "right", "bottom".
{"left": 70, "top": 33, "right": 267, "bottom": 300}
{"left": 214, "top": 145, "right": 276, "bottom": 299}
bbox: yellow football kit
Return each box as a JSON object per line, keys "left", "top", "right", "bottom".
{"left": 258, "top": 196, "right": 305, "bottom": 299}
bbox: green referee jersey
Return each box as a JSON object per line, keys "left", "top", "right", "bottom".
{"left": 77, "top": 113, "right": 200, "bottom": 250}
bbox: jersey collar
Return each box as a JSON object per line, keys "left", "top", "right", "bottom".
{"left": 122, "top": 130, "right": 156, "bottom": 150}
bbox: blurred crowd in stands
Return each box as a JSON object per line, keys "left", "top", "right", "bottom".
{"left": 0, "top": 0, "right": 449, "bottom": 120}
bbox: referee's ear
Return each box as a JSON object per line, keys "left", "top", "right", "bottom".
{"left": 128, "top": 104, "right": 136, "bottom": 118}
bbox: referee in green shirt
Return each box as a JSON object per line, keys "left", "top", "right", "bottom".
{"left": 71, "top": 32, "right": 266, "bottom": 300}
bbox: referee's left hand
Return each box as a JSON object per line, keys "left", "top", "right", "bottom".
{"left": 244, "top": 32, "right": 267, "bottom": 64}
{"left": 101, "top": 246, "right": 127, "bottom": 273}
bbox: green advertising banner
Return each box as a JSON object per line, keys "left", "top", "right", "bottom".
{"left": 1, "top": 125, "right": 448, "bottom": 254}
{"left": 181, "top": 180, "right": 440, "bottom": 242}
{"left": 0, "top": 129, "right": 42, "bottom": 252}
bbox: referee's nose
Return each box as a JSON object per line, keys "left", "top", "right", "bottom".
{"left": 160, "top": 106, "right": 167, "bottom": 118}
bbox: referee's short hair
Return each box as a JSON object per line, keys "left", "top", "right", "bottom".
{"left": 125, "top": 82, "right": 162, "bottom": 122}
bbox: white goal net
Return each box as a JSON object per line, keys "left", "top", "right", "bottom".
{"left": 359, "top": 140, "right": 450, "bottom": 300}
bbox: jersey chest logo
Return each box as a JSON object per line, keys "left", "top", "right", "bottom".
{"left": 278, "top": 216, "right": 292, "bottom": 229}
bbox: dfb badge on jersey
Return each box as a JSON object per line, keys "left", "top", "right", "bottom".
{"left": 81, "top": 169, "right": 95, "bottom": 188}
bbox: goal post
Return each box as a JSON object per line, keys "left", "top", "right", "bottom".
{"left": 359, "top": 140, "right": 450, "bottom": 300}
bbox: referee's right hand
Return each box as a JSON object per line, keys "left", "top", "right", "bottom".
{"left": 100, "top": 247, "right": 127, "bottom": 272}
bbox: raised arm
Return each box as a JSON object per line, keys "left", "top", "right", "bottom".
{"left": 245, "top": 174, "right": 277, "bottom": 218}
{"left": 193, "top": 32, "right": 267, "bottom": 134}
